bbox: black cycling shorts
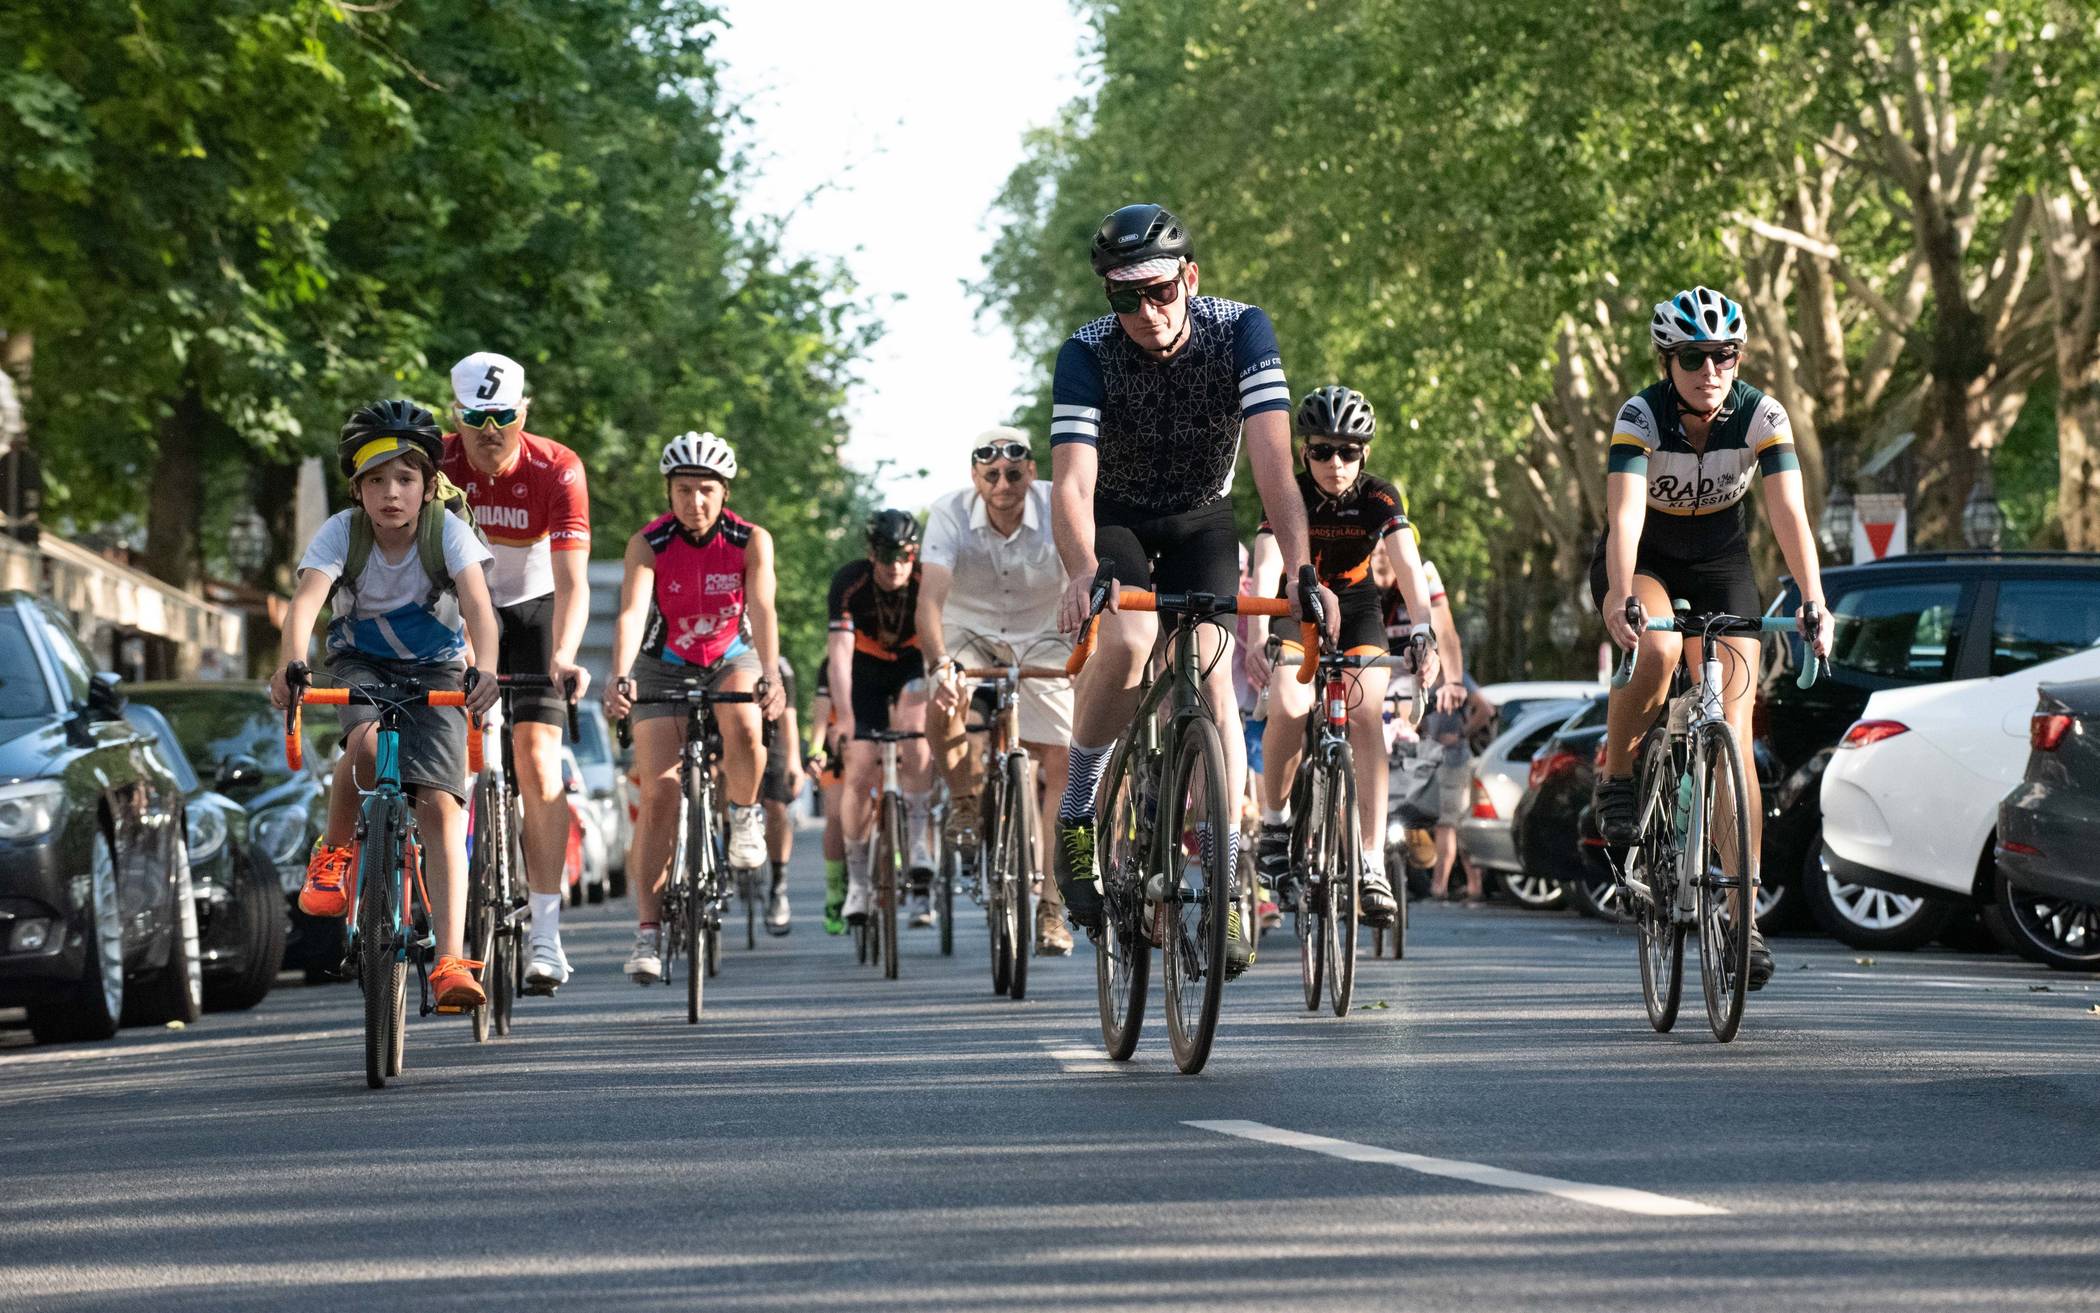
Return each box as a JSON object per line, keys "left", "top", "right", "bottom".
{"left": 1269, "top": 579, "right": 1385, "bottom": 653}
{"left": 496, "top": 596, "right": 567, "bottom": 728}
{"left": 1092, "top": 498, "right": 1240, "bottom": 603}
{"left": 849, "top": 649, "right": 926, "bottom": 739}
{"left": 1588, "top": 533, "right": 1761, "bottom": 621}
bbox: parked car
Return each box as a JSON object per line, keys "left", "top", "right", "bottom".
{"left": 1478, "top": 680, "right": 1607, "bottom": 738}
{"left": 571, "top": 701, "right": 629, "bottom": 895}
{"left": 1764, "top": 551, "right": 2100, "bottom": 949}
{"left": 124, "top": 681, "right": 343, "bottom": 977}
{"left": 1511, "top": 697, "right": 1619, "bottom": 917}
{"left": 1459, "top": 697, "right": 1598, "bottom": 910}
{"left": 561, "top": 746, "right": 611, "bottom": 906}
{"left": 1823, "top": 641, "right": 2100, "bottom": 965}
{"left": 1996, "top": 676, "right": 2100, "bottom": 970}
{"left": 0, "top": 592, "right": 200, "bottom": 1042}
{"left": 121, "top": 703, "right": 284, "bottom": 1010}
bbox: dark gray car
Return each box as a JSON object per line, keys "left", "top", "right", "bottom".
{"left": 1994, "top": 675, "right": 2100, "bottom": 971}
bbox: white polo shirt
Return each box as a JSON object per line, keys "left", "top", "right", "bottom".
{"left": 920, "top": 479, "right": 1066, "bottom": 645}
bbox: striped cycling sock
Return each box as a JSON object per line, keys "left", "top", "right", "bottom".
{"left": 1057, "top": 742, "right": 1113, "bottom": 825}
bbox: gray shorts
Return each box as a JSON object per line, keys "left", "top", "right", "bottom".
{"left": 1435, "top": 751, "right": 1473, "bottom": 827}
{"left": 629, "top": 648, "right": 763, "bottom": 726}
{"left": 325, "top": 652, "right": 469, "bottom": 803}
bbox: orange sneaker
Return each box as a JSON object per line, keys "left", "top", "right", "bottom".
{"left": 298, "top": 842, "right": 354, "bottom": 919}
{"left": 430, "top": 955, "right": 486, "bottom": 1014}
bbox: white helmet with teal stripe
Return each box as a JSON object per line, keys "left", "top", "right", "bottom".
{"left": 1650, "top": 286, "right": 1746, "bottom": 350}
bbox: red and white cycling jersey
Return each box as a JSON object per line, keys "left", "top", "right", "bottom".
{"left": 440, "top": 431, "right": 590, "bottom": 608}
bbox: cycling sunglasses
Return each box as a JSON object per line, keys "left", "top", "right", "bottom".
{"left": 1671, "top": 345, "right": 1741, "bottom": 373}
{"left": 456, "top": 405, "right": 521, "bottom": 430}
{"left": 1305, "top": 442, "right": 1366, "bottom": 463}
{"left": 874, "top": 544, "right": 918, "bottom": 565}
{"left": 972, "top": 440, "right": 1032, "bottom": 465}
{"left": 1104, "top": 273, "right": 1185, "bottom": 315}
{"left": 976, "top": 467, "right": 1029, "bottom": 486}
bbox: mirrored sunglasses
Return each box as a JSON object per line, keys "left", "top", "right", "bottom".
{"left": 458, "top": 406, "right": 520, "bottom": 430}
{"left": 1671, "top": 345, "right": 1740, "bottom": 373}
{"left": 972, "top": 440, "right": 1032, "bottom": 464}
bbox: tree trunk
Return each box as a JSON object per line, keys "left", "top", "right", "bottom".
{"left": 2061, "top": 354, "right": 2100, "bottom": 550}
{"left": 143, "top": 388, "right": 207, "bottom": 588}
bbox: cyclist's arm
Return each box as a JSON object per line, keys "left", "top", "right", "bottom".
{"left": 744, "top": 526, "right": 784, "bottom": 685}
{"left": 916, "top": 562, "right": 953, "bottom": 670}
{"left": 1761, "top": 466, "right": 1829, "bottom": 612}
{"left": 1602, "top": 472, "right": 1648, "bottom": 650}
{"left": 1247, "top": 530, "right": 1284, "bottom": 601}
{"left": 270, "top": 568, "right": 335, "bottom": 708}
{"left": 1051, "top": 442, "right": 1098, "bottom": 580}
{"left": 1381, "top": 529, "right": 1436, "bottom": 644}
{"left": 547, "top": 548, "right": 590, "bottom": 690}
{"left": 606, "top": 532, "right": 655, "bottom": 686}
{"left": 455, "top": 561, "right": 502, "bottom": 714}
{"left": 826, "top": 630, "right": 855, "bottom": 734}
{"left": 1245, "top": 410, "right": 1309, "bottom": 575}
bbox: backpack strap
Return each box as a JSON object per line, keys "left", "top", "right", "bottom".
{"left": 337, "top": 510, "right": 376, "bottom": 613}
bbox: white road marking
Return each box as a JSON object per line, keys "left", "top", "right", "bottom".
{"left": 1039, "top": 1039, "right": 1120, "bottom": 1074}
{"left": 1185, "top": 1119, "right": 1729, "bottom": 1218}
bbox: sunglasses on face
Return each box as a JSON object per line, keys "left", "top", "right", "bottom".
{"left": 1305, "top": 442, "right": 1365, "bottom": 463}
{"left": 972, "top": 440, "right": 1032, "bottom": 465}
{"left": 1671, "top": 345, "right": 1740, "bottom": 373}
{"left": 1104, "top": 274, "right": 1185, "bottom": 315}
{"left": 875, "top": 545, "right": 918, "bottom": 565}
{"left": 457, "top": 406, "right": 520, "bottom": 430}
{"left": 976, "top": 466, "right": 1029, "bottom": 486}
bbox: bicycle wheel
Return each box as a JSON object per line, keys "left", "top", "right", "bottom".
{"left": 1095, "top": 733, "right": 1153, "bottom": 1060}
{"left": 1294, "top": 766, "right": 1325, "bottom": 1013}
{"left": 684, "top": 771, "right": 707, "bottom": 1023}
{"left": 1695, "top": 724, "right": 1755, "bottom": 1042}
{"left": 1004, "top": 753, "right": 1035, "bottom": 1001}
{"left": 877, "top": 793, "right": 905, "bottom": 979}
{"left": 1162, "top": 716, "right": 1231, "bottom": 1075}
{"left": 983, "top": 773, "right": 1011, "bottom": 992}
{"left": 1634, "top": 731, "right": 1685, "bottom": 1033}
{"left": 1325, "top": 744, "right": 1361, "bottom": 1017}
{"left": 358, "top": 799, "right": 404, "bottom": 1090}
{"left": 939, "top": 848, "right": 957, "bottom": 959}
{"left": 744, "top": 867, "right": 757, "bottom": 951}
{"left": 494, "top": 797, "right": 524, "bottom": 1035}
{"left": 466, "top": 775, "right": 498, "bottom": 1044}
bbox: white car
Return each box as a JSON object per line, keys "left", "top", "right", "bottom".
{"left": 1820, "top": 642, "right": 2100, "bottom": 925}
{"left": 1478, "top": 680, "right": 1607, "bottom": 731}
{"left": 1457, "top": 698, "right": 1598, "bottom": 908}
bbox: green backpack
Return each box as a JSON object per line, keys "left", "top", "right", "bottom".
{"left": 336, "top": 470, "right": 488, "bottom": 613}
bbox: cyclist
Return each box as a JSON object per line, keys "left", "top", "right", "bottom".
{"left": 810, "top": 661, "right": 850, "bottom": 934}
{"left": 828, "top": 510, "right": 934, "bottom": 926}
{"left": 1244, "top": 385, "right": 1441, "bottom": 928}
{"left": 1049, "top": 202, "right": 1335, "bottom": 973}
{"left": 1590, "top": 287, "right": 1834, "bottom": 990}
{"left": 438, "top": 352, "right": 591, "bottom": 993}
{"left": 918, "top": 428, "right": 1075, "bottom": 956}
{"left": 271, "top": 400, "right": 502, "bottom": 1012}
{"left": 759, "top": 655, "right": 806, "bottom": 935}
{"left": 603, "top": 433, "right": 786, "bottom": 983}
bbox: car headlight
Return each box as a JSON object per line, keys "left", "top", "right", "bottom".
{"left": 185, "top": 805, "right": 228, "bottom": 864}
{"left": 251, "top": 804, "right": 309, "bottom": 866}
{"left": 0, "top": 781, "right": 65, "bottom": 841}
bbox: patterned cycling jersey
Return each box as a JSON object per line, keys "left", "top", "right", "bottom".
{"left": 1382, "top": 559, "right": 1446, "bottom": 631}
{"left": 827, "top": 559, "right": 920, "bottom": 660}
{"left": 440, "top": 431, "right": 590, "bottom": 607}
{"left": 640, "top": 510, "right": 753, "bottom": 667}
{"left": 1256, "top": 470, "right": 1410, "bottom": 589}
{"left": 1048, "top": 296, "right": 1291, "bottom": 515}
{"left": 1607, "top": 379, "right": 1799, "bottom": 559}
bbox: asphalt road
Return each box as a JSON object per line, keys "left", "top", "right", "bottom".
{"left": 4, "top": 843, "right": 2098, "bottom": 1312}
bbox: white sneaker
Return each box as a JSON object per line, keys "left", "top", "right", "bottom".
{"left": 727, "top": 803, "right": 767, "bottom": 870}
{"left": 907, "top": 839, "right": 935, "bottom": 880}
{"left": 765, "top": 871, "right": 791, "bottom": 936}
{"left": 523, "top": 933, "right": 571, "bottom": 992}
{"left": 843, "top": 874, "right": 872, "bottom": 924}
{"left": 908, "top": 891, "right": 935, "bottom": 928}
{"left": 625, "top": 927, "right": 662, "bottom": 984}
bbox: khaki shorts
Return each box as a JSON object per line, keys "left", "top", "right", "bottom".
{"left": 1417, "top": 737, "right": 1472, "bottom": 828}
{"left": 942, "top": 627, "right": 1073, "bottom": 746}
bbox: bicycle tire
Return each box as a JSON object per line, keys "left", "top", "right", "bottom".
{"left": 1162, "top": 715, "right": 1231, "bottom": 1075}
{"left": 1005, "top": 752, "right": 1034, "bottom": 1001}
{"left": 984, "top": 769, "right": 1011, "bottom": 992}
{"left": 685, "top": 767, "right": 708, "bottom": 1024}
{"left": 1294, "top": 765, "right": 1325, "bottom": 1013}
{"left": 1095, "top": 733, "right": 1153, "bottom": 1059}
{"left": 878, "top": 793, "right": 904, "bottom": 980}
{"left": 745, "top": 868, "right": 757, "bottom": 951}
{"left": 494, "top": 795, "right": 524, "bottom": 1036}
{"left": 1326, "top": 742, "right": 1361, "bottom": 1017}
{"left": 939, "top": 848, "right": 956, "bottom": 959}
{"left": 358, "top": 798, "right": 403, "bottom": 1090}
{"left": 1634, "top": 730, "right": 1685, "bottom": 1033}
{"left": 1696, "top": 724, "right": 1755, "bottom": 1042}
{"left": 466, "top": 774, "right": 498, "bottom": 1044}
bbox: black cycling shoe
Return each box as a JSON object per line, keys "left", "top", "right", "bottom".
{"left": 1746, "top": 925, "right": 1774, "bottom": 991}
{"left": 1054, "top": 821, "right": 1104, "bottom": 931}
{"left": 1592, "top": 774, "right": 1640, "bottom": 845}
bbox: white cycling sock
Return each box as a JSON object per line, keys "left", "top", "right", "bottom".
{"left": 846, "top": 836, "right": 872, "bottom": 887}
{"left": 530, "top": 892, "right": 561, "bottom": 942}
{"left": 1261, "top": 806, "right": 1289, "bottom": 827}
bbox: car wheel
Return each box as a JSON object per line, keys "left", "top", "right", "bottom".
{"left": 1567, "top": 870, "right": 1632, "bottom": 922}
{"left": 206, "top": 849, "right": 285, "bottom": 1011}
{"left": 1799, "top": 834, "right": 1952, "bottom": 950}
{"left": 1494, "top": 870, "right": 1568, "bottom": 911}
{"left": 128, "top": 828, "right": 204, "bottom": 1026}
{"left": 1994, "top": 871, "right": 2100, "bottom": 972}
{"left": 27, "top": 825, "right": 125, "bottom": 1044}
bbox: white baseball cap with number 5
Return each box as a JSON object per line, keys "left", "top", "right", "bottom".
{"left": 451, "top": 351, "right": 527, "bottom": 411}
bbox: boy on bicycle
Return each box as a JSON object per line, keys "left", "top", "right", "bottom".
{"left": 269, "top": 401, "right": 502, "bottom": 1012}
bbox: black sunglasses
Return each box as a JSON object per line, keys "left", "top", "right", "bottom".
{"left": 1104, "top": 275, "right": 1185, "bottom": 315}
{"left": 972, "top": 440, "right": 1032, "bottom": 464}
{"left": 874, "top": 544, "right": 918, "bottom": 565}
{"left": 976, "top": 467, "right": 1029, "bottom": 485}
{"left": 1305, "top": 442, "right": 1365, "bottom": 463}
{"left": 1671, "top": 345, "right": 1740, "bottom": 372}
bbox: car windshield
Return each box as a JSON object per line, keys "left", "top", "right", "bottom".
{"left": 125, "top": 687, "right": 309, "bottom": 798}
{"left": 0, "top": 609, "right": 54, "bottom": 721}
{"left": 121, "top": 704, "right": 202, "bottom": 793}
{"left": 1559, "top": 696, "right": 1611, "bottom": 733}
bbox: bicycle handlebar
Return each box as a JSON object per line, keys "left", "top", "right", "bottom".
{"left": 1608, "top": 599, "right": 1825, "bottom": 691}
{"left": 281, "top": 662, "right": 477, "bottom": 772}
{"left": 961, "top": 665, "right": 1069, "bottom": 681}
{"left": 486, "top": 672, "right": 580, "bottom": 744}
{"left": 1065, "top": 558, "right": 1318, "bottom": 683}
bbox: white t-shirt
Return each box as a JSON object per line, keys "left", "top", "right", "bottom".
{"left": 300, "top": 509, "right": 492, "bottom": 661}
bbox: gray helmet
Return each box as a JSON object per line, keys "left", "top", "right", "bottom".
{"left": 1295, "top": 385, "right": 1376, "bottom": 440}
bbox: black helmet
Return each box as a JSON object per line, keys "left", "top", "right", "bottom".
{"left": 865, "top": 508, "right": 920, "bottom": 552}
{"left": 1089, "top": 204, "right": 1194, "bottom": 278}
{"left": 1296, "top": 385, "right": 1376, "bottom": 440}
{"left": 339, "top": 399, "right": 443, "bottom": 479}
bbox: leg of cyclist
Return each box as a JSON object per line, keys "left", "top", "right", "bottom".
{"left": 713, "top": 658, "right": 769, "bottom": 871}
{"left": 891, "top": 685, "right": 940, "bottom": 927}
{"left": 1349, "top": 662, "right": 1397, "bottom": 925}
{"left": 818, "top": 744, "right": 848, "bottom": 934}
{"left": 513, "top": 719, "right": 573, "bottom": 989}
{"left": 622, "top": 716, "right": 684, "bottom": 983}
{"left": 762, "top": 776, "right": 794, "bottom": 936}
{"left": 297, "top": 722, "right": 373, "bottom": 918}
{"left": 1594, "top": 571, "right": 1679, "bottom": 844}
{"left": 414, "top": 786, "right": 482, "bottom": 1008}
{"left": 1257, "top": 632, "right": 1313, "bottom": 910}
{"left": 840, "top": 738, "right": 880, "bottom": 924}
{"left": 1687, "top": 629, "right": 1771, "bottom": 987}
{"left": 1058, "top": 604, "right": 1159, "bottom": 930}
{"left": 1026, "top": 740, "right": 1071, "bottom": 953}
{"left": 1192, "top": 618, "right": 1255, "bottom": 968}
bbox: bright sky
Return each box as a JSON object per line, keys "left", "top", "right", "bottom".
{"left": 710, "top": 0, "right": 1090, "bottom": 511}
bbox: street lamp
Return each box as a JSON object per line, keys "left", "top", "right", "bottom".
{"left": 1549, "top": 597, "right": 1585, "bottom": 649}
{"left": 227, "top": 509, "right": 270, "bottom": 580}
{"left": 1961, "top": 466, "right": 2005, "bottom": 550}
{"left": 1818, "top": 483, "right": 1855, "bottom": 563}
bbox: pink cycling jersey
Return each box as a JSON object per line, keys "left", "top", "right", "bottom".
{"left": 640, "top": 509, "right": 754, "bottom": 667}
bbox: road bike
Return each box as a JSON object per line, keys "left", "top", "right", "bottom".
{"left": 1071, "top": 561, "right": 1316, "bottom": 1074}
{"left": 852, "top": 728, "right": 925, "bottom": 979}
{"left": 463, "top": 674, "right": 576, "bottom": 1041}
{"left": 622, "top": 679, "right": 759, "bottom": 1024}
{"left": 1608, "top": 599, "right": 1823, "bottom": 1042}
{"left": 284, "top": 663, "right": 474, "bottom": 1089}
{"left": 956, "top": 656, "right": 1067, "bottom": 1000}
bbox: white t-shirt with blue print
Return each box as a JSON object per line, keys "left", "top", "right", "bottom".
{"left": 299, "top": 509, "right": 492, "bottom": 662}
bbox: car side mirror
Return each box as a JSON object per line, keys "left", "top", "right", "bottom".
{"left": 215, "top": 754, "right": 264, "bottom": 792}
{"left": 86, "top": 671, "right": 127, "bottom": 720}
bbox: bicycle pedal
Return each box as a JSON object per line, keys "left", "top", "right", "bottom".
{"left": 518, "top": 982, "right": 558, "bottom": 998}
{"left": 433, "top": 1002, "right": 468, "bottom": 1015}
